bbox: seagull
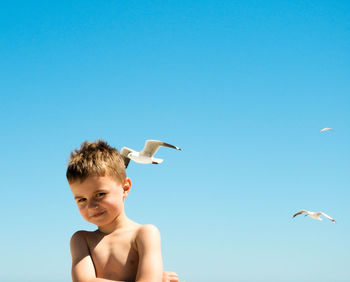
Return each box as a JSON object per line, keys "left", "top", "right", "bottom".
{"left": 293, "top": 210, "right": 336, "bottom": 223}
{"left": 320, "top": 128, "right": 333, "bottom": 132}
{"left": 120, "top": 140, "right": 181, "bottom": 168}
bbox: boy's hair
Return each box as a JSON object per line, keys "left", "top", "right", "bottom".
{"left": 66, "top": 139, "right": 126, "bottom": 184}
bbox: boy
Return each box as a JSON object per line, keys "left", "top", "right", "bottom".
{"left": 67, "top": 140, "right": 179, "bottom": 282}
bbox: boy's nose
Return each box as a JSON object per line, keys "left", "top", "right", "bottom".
{"left": 88, "top": 199, "right": 99, "bottom": 209}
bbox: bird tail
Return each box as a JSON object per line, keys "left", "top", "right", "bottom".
{"left": 152, "top": 157, "right": 164, "bottom": 164}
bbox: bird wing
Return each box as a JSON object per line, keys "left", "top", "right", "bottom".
{"left": 293, "top": 210, "right": 308, "bottom": 218}
{"left": 140, "top": 140, "right": 181, "bottom": 157}
{"left": 320, "top": 128, "right": 333, "bottom": 132}
{"left": 120, "top": 147, "right": 133, "bottom": 168}
{"left": 320, "top": 212, "right": 336, "bottom": 223}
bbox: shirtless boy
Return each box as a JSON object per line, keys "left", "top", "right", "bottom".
{"left": 67, "top": 140, "right": 178, "bottom": 282}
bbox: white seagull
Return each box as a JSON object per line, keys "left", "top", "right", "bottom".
{"left": 320, "top": 127, "right": 333, "bottom": 132}
{"left": 121, "top": 140, "right": 181, "bottom": 168}
{"left": 293, "top": 210, "right": 336, "bottom": 223}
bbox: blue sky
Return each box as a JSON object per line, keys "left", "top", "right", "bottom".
{"left": 1, "top": 1, "right": 349, "bottom": 281}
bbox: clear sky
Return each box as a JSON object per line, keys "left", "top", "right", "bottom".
{"left": 1, "top": 1, "right": 349, "bottom": 282}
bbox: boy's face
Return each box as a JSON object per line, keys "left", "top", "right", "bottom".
{"left": 69, "top": 175, "right": 131, "bottom": 227}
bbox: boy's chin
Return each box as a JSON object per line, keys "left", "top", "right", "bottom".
{"left": 87, "top": 211, "right": 123, "bottom": 227}
{"left": 86, "top": 213, "right": 107, "bottom": 224}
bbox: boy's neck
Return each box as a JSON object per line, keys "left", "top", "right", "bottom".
{"left": 97, "top": 212, "right": 133, "bottom": 234}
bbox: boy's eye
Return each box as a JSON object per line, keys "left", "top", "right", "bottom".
{"left": 77, "top": 198, "right": 86, "bottom": 203}
{"left": 96, "top": 192, "right": 106, "bottom": 198}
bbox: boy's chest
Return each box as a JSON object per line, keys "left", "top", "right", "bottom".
{"left": 87, "top": 234, "right": 139, "bottom": 281}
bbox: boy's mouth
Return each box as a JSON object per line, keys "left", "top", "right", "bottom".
{"left": 91, "top": 211, "right": 105, "bottom": 218}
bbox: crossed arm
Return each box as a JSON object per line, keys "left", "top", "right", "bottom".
{"left": 70, "top": 226, "right": 177, "bottom": 282}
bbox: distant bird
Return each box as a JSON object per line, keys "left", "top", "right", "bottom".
{"left": 121, "top": 140, "right": 181, "bottom": 168}
{"left": 320, "top": 127, "right": 333, "bottom": 132}
{"left": 293, "top": 210, "right": 336, "bottom": 223}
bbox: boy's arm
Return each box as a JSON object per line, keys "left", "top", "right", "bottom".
{"left": 135, "top": 225, "right": 163, "bottom": 282}
{"left": 70, "top": 231, "right": 125, "bottom": 282}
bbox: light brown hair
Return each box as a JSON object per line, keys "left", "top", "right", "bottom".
{"left": 66, "top": 139, "right": 126, "bottom": 184}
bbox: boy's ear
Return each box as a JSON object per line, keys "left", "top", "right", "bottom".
{"left": 122, "top": 177, "right": 131, "bottom": 199}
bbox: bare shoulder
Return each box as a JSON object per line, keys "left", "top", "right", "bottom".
{"left": 70, "top": 231, "right": 90, "bottom": 254}
{"left": 70, "top": 230, "right": 101, "bottom": 253}
{"left": 136, "top": 224, "right": 161, "bottom": 239}
{"left": 70, "top": 230, "right": 87, "bottom": 244}
{"left": 71, "top": 230, "right": 105, "bottom": 250}
{"left": 70, "top": 229, "right": 98, "bottom": 244}
{"left": 135, "top": 224, "right": 161, "bottom": 249}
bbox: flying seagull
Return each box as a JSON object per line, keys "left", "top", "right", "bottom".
{"left": 293, "top": 210, "right": 336, "bottom": 223}
{"left": 320, "top": 128, "right": 333, "bottom": 132}
{"left": 120, "top": 140, "right": 181, "bottom": 168}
